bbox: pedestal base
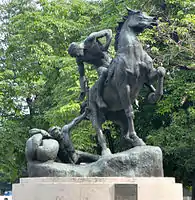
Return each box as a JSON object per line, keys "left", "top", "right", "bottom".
{"left": 13, "top": 177, "right": 183, "bottom": 200}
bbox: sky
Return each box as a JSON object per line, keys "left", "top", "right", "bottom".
{"left": 0, "top": 0, "right": 9, "bottom": 5}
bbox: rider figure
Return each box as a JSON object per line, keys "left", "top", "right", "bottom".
{"left": 68, "top": 29, "right": 112, "bottom": 108}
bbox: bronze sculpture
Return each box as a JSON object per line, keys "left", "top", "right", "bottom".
{"left": 68, "top": 29, "right": 112, "bottom": 108}
{"left": 87, "top": 9, "right": 166, "bottom": 155}
{"left": 25, "top": 9, "right": 166, "bottom": 174}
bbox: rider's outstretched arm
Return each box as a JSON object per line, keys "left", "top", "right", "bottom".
{"left": 86, "top": 29, "right": 112, "bottom": 51}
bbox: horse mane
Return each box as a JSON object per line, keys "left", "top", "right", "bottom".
{"left": 114, "top": 9, "right": 138, "bottom": 51}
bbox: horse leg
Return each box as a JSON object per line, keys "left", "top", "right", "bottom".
{"left": 96, "top": 125, "right": 111, "bottom": 155}
{"left": 90, "top": 102, "right": 111, "bottom": 155}
{"left": 147, "top": 67, "right": 166, "bottom": 104}
{"left": 119, "top": 84, "right": 146, "bottom": 147}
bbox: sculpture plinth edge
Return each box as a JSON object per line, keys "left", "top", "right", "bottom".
{"left": 27, "top": 145, "right": 164, "bottom": 177}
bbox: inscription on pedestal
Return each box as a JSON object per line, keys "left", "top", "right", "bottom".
{"left": 114, "top": 184, "right": 137, "bottom": 200}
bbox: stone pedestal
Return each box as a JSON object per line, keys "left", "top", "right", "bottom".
{"left": 27, "top": 146, "right": 164, "bottom": 177}
{"left": 12, "top": 177, "right": 183, "bottom": 200}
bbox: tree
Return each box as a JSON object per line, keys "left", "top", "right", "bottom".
{"left": 0, "top": 0, "right": 101, "bottom": 181}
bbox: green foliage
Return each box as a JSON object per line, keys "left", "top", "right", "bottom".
{"left": 0, "top": 0, "right": 101, "bottom": 182}
{"left": 0, "top": 119, "right": 28, "bottom": 182}
{"left": 147, "top": 108, "right": 195, "bottom": 185}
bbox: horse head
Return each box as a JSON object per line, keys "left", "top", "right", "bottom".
{"left": 115, "top": 8, "right": 158, "bottom": 51}
{"left": 125, "top": 8, "right": 158, "bottom": 33}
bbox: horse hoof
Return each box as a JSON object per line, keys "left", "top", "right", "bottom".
{"left": 157, "top": 67, "right": 166, "bottom": 77}
{"left": 102, "top": 148, "right": 112, "bottom": 156}
{"left": 130, "top": 135, "right": 146, "bottom": 147}
{"left": 137, "top": 139, "right": 146, "bottom": 146}
{"left": 134, "top": 138, "right": 146, "bottom": 147}
{"left": 124, "top": 135, "right": 132, "bottom": 142}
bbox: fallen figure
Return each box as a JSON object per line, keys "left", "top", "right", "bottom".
{"left": 25, "top": 108, "right": 100, "bottom": 164}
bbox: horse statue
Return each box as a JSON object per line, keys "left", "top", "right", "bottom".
{"left": 88, "top": 8, "right": 166, "bottom": 155}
